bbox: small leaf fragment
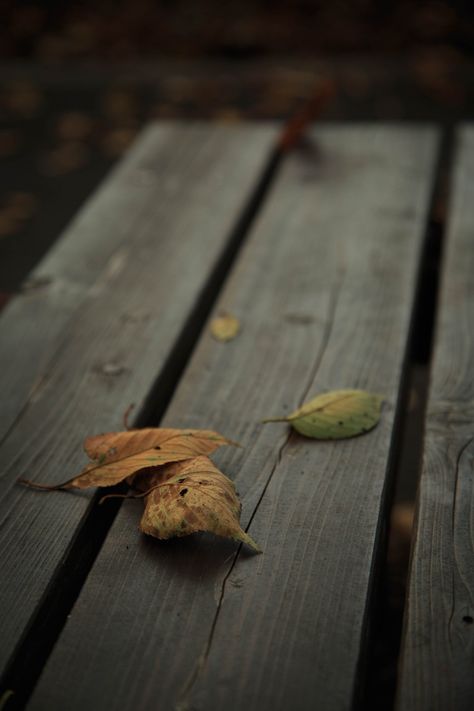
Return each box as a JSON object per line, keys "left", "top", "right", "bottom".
{"left": 140, "top": 456, "right": 261, "bottom": 552}
{"left": 264, "top": 389, "right": 383, "bottom": 439}
{"left": 210, "top": 313, "right": 240, "bottom": 342}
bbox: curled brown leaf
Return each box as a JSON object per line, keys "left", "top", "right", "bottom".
{"left": 22, "top": 428, "right": 236, "bottom": 490}
{"left": 140, "top": 456, "right": 260, "bottom": 552}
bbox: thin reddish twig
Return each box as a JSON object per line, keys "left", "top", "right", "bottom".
{"left": 278, "top": 80, "right": 335, "bottom": 152}
{"left": 122, "top": 403, "right": 136, "bottom": 430}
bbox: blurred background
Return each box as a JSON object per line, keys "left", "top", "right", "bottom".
{"left": 0, "top": 0, "right": 473, "bottom": 300}
{"left": 0, "top": 2, "right": 473, "bottom": 704}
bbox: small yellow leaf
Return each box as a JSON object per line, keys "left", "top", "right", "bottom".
{"left": 264, "top": 389, "right": 383, "bottom": 439}
{"left": 140, "top": 456, "right": 261, "bottom": 552}
{"left": 210, "top": 313, "right": 240, "bottom": 342}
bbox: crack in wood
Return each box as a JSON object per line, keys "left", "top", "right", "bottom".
{"left": 175, "top": 277, "right": 341, "bottom": 709}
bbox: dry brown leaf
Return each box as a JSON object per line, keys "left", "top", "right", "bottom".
{"left": 21, "top": 428, "right": 235, "bottom": 491}
{"left": 140, "top": 456, "right": 260, "bottom": 552}
{"left": 20, "top": 427, "right": 260, "bottom": 554}
{"left": 84, "top": 427, "right": 233, "bottom": 466}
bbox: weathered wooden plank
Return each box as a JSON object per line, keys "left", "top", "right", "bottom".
{"left": 397, "top": 127, "right": 474, "bottom": 711}
{"left": 29, "top": 126, "right": 438, "bottom": 711}
{"left": 0, "top": 122, "right": 277, "bottom": 678}
{"left": 0, "top": 122, "right": 273, "bottom": 443}
{"left": 0, "top": 122, "right": 171, "bottom": 443}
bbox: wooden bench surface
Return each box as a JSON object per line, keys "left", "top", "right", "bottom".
{"left": 1, "top": 121, "right": 471, "bottom": 710}
{"left": 397, "top": 127, "right": 474, "bottom": 711}
{"left": 0, "top": 122, "right": 276, "bottom": 678}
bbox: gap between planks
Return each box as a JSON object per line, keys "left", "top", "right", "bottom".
{"left": 363, "top": 126, "right": 455, "bottom": 710}
{"left": 396, "top": 125, "right": 474, "bottom": 711}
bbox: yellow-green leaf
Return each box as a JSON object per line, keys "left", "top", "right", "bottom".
{"left": 210, "top": 313, "right": 240, "bottom": 342}
{"left": 140, "top": 456, "right": 261, "bottom": 552}
{"left": 264, "top": 389, "right": 383, "bottom": 439}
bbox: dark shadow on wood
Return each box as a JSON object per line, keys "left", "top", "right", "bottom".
{"left": 138, "top": 528, "right": 245, "bottom": 582}
{"left": 0, "top": 490, "right": 124, "bottom": 711}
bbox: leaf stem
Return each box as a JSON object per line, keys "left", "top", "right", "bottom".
{"left": 99, "top": 482, "right": 166, "bottom": 505}
{"left": 18, "top": 478, "right": 70, "bottom": 491}
{"left": 122, "top": 402, "right": 136, "bottom": 430}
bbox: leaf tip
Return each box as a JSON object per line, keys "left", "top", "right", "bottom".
{"left": 225, "top": 437, "right": 243, "bottom": 449}
{"left": 238, "top": 531, "right": 262, "bottom": 554}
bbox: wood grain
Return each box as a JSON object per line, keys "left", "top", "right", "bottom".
{"left": 397, "top": 127, "right": 474, "bottom": 710}
{"left": 0, "top": 123, "right": 169, "bottom": 443}
{"left": 0, "top": 122, "right": 275, "bottom": 444}
{"left": 29, "top": 126, "right": 437, "bottom": 711}
{"left": 0, "top": 122, "right": 277, "bottom": 678}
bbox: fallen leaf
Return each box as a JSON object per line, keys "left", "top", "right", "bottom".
{"left": 20, "top": 427, "right": 259, "bottom": 552}
{"left": 139, "top": 456, "right": 260, "bottom": 552}
{"left": 76, "top": 428, "right": 235, "bottom": 489}
{"left": 263, "top": 389, "right": 383, "bottom": 439}
{"left": 23, "top": 428, "right": 235, "bottom": 490}
{"left": 84, "top": 427, "right": 233, "bottom": 466}
{"left": 210, "top": 313, "right": 240, "bottom": 342}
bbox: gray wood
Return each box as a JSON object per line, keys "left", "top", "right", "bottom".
{"left": 397, "top": 127, "right": 474, "bottom": 711}
{"left": 0, "top": 123, "right": 275, "bottom": 445}
{"left": 0, "top": 122, "right": 175, "bottom": 443}
{"left": 29, "top": 126, "right": 438, "bottom": 711}
{"left": 0, "top": 122, "right": 277, "bottom": 678}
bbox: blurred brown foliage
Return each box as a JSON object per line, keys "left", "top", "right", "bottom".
{"left": 0, "top": 0, "right": 473, "bottom": 61}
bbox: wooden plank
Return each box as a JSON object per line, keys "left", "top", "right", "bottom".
{"left": 0, "top": 122, "right": 273, "bottom": 443}
{"left": 397, "top": 127, "right": 474, "bottom": 710}
{"left": 0, "top": 122, "right": 172, "bottom": 443}
{"left": 0, "top": 122, "right": 277, "bottom": 678}
{"left": 29, "top": 126, "right": 438, "bottom": 711}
